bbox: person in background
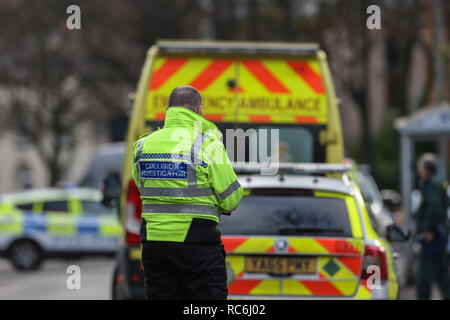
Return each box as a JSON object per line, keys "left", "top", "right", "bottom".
{"left": 415, "top": 153, "right": 450, "bottom": 300}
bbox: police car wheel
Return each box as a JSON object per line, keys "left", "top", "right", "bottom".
{"left": 9, "top": 240, "right": 43, "bottom": 271}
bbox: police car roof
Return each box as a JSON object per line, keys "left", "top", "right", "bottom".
{"left": 237, "top": 174, "right": 353, "bottom": 195}
{"left": 0, "top": 187, "right": 102, "bottom": 204}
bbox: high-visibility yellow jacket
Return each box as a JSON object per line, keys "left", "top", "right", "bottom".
{"left": 132, "top": 106, "right": 243, "bottom": 243}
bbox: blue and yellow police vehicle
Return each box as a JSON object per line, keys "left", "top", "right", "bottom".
{"left": 0, "top": 187, "right": 123, "bottom": 270}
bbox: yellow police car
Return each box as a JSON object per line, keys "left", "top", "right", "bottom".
{"left": 220, "top": 163, "right": 410, "bottom": 299}
{"left": 0, "top": 188, "right": 123, "bottom": 270}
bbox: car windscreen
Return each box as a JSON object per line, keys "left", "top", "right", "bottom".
{"left": 218, "top": 195, "right": 353, "bottom": 237}
{"left": 15, "top": 203, "right": 33, "bottom": 211}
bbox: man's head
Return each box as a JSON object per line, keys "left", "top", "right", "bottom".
{"left": 167, "top": 85, "right": 203, "bottom": 115}
{"left": 417, "top": 153, "right": 438, "bottom": 179}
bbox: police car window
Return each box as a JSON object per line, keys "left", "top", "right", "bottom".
{"left": 15, "top": 203, "right": 33, "bottom": 211}
{"left": 219, "top": 195, "right": 353, "bottom": 237}
{"left": 42, "top": 201, "right": 68, "bottom": 212}
{"left": 357, "top": 173, "right": 378, "bottom": 204}
{"left": 366, "top": 203, "right": 383, "bottom": 235}
{"left": 81, "top": 201, "right": 112, "bottom": 214}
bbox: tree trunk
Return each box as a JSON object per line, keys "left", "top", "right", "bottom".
{"left": 278, "top": 0, "right": 294, "bottom": 41}
{"left": 359, "top": 0, "right": 373, "bottom": 165}
{"left": 248, "top": 0, "right": 259, "bottom": 40}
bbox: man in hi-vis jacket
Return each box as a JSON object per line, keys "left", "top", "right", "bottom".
{"left": 132, "top": 85, "right": 243, "bottom": 300}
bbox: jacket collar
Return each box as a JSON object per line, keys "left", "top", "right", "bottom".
{"left": 163, "top": 106, "right": 217, "bottom": 133}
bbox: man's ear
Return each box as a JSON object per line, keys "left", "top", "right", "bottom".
{"left": 197, "top": 105, "right": 203, "bottom": 115}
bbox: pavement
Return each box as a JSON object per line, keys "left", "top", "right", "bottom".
{"left": 400, "top": 283, "right": 441, "bottom": 300}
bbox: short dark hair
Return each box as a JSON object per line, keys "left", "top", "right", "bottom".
{"left": 168, "top": 85, "right": 202, "bottom": 111}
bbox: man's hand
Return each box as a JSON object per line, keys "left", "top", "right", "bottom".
{"left": 424, "top": 232, "right": 435, "bottom": 243}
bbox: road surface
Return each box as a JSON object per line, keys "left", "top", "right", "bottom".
{"left": 0, "top": 255, "right": 443, "bottom": 300}
{"left": 0, "top": 257, "right": 115, "bottom": 300}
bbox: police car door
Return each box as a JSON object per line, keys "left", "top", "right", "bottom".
{"left": 44, "top": 200, "right": 79, "bottom": 252}
{"left": 78, "top": 200, "right": 122, "bottom": 252}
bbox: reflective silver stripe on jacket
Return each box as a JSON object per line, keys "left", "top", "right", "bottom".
{"left": 134, "top": 153, "right": 208, "bottom": 168}
{"left": 140, "top": 187, "right": 214, "bottom": 197}
{"left": 136, "top": 136, "right": 148, "bottom": 177}
{"left": 136, "top": 136, "right": 147, "bottom": 159}
{"left": 142, "top": 204, "right": 221, "bottom": 218}
{"left": 187, "top": 132, "right": 205, "bottom": 188}
{"left": 216, "top": 180, "right": 241, "bottom": 201}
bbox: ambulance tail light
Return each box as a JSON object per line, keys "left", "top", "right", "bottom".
{"left": 361, "top": 245, "right": 388, "bottom": 281}
{"left": 125, "top": 180, "right": 142, "bottom": 245}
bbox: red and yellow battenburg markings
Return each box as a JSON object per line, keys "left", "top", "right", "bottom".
{"left": 223, "top": 236, "right": 364, "bottom": 297}
{"left": 145, "top": 56, "right": 328, "bottom": 124}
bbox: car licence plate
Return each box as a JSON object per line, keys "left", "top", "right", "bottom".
{"left": 245, "top": 255, "right": 317, "bottom": 275}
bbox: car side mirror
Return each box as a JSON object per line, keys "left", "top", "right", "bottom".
{"left": 102, "top": 173, "right": 121, "bottom": 208}
{"left": 381, "top": 189, "right": 402, "bottom": 212}
{"left": 386, "top": 224, "right": 410, "bottom": 242}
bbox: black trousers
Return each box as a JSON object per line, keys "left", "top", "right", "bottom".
{"left": 141, "top": 241, "right": 228, "bottom": 300}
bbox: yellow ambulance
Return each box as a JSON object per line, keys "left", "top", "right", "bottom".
{"left": 112, "top": 40, "right": 345, "bottom": 299}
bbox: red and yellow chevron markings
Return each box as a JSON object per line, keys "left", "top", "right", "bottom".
{"left": 223, "top": 237, "right": 248, "bottom": 252}
{"left": 190, "top": 60, "right": 233, "bottom": 90}
{"left": 228, "top": 279, "right": 266, "bottom": 295}
{"left": 287, "top": 61, "right": 324, "bottom": 94}
{"left": 355, "top": 280, "right": 373, "bottom": 299}
{"left": 146, "top": 56, "right": 328, "bottom": 124}
{"left": 148, "top": 58, "right": 324, "bottom": 95}
{"left": 241, "top": 60, "right": 291, "bottom": 94}
{"left": 149, "top": 58, "right": 188, "bottom": 90}
{"left": 300, "top": 280, "right": 343, "bottom": 296}
{"left": 223, "top": 236, "right": 364, "bottom": 297}
{"left": 222, "top": 237, "right": 363, "bottom": 256}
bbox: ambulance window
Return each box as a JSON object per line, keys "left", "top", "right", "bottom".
{"left": 255, "top": 126, "right": 314, "bottom": 163}
{"left": 43, "top": 201, "right": 68, "bottom": 213}
{"left": 81, "top": 201, "right": 112, "bottom": 214}
{"left": 217, "top": 124, "right": 315, "bottom": 163}
{"left": 276, "top": 127, "right": 313, "bottom": 162}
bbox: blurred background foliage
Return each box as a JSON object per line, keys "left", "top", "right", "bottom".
{"left": 0, "top": 0, "right": 448, "bottom": 188}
